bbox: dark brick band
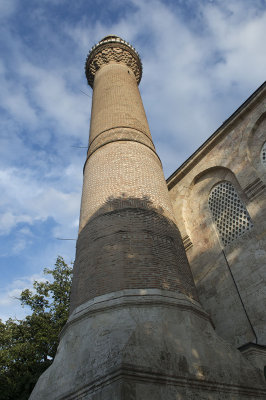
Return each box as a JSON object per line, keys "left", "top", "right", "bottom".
{"left": 70, "top": 202, "right": 198, "bottom": 312}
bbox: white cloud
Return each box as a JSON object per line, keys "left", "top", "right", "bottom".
{"left": 18, "top": 62, "right": 90, "bottom": 137}
{"left": 63, "top": 0, "right": 266, "bottom": 177}
{"left": 0, "top": 272, "right": 47, "bottom": 321}
{"left": 18, "top": 227, "right": 33, "bottom": 236}
{"left": 0, "top": 211, "right": 33, "bottom": 236}
{"left": 0, "top": 0, "right": 266, "bottom": 323}
{"left": 0, "top": 65, "right": 38, "bottom": 128}
{"left": 0, "top": 0, "right": 17, "bottom": 19}
{"left": 0, "top": 0, "right": 263, "bottom": 240}
{"left": 12, "top": 238, "right": 28, "bottom": 254}
{"left": 0, "top": 167, "right": 81, "bottom": 241}
{"left": 202, "top": 0, "right": 266, "bottom": 88}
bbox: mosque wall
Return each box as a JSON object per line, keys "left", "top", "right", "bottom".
{"left": 168, "top": 85, "right": 266, "bottom": 352}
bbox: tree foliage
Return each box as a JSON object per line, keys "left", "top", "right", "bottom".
{"left": 0, "top": 256, "right": 73, "bottom": 400}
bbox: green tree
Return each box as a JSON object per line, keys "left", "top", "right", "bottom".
{"left": 0, "top": 256, "right": 73, "bottom": 400}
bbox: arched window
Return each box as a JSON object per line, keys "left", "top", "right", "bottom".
{"left": 261, "top": 142, "right": 266, "bottom": 167}
{"left": 208, "top": 181, "right": 253, "bottom": 246}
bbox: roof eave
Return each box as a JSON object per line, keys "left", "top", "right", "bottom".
{"left": 167, "top": 81, "right": 266, "bottom": 190}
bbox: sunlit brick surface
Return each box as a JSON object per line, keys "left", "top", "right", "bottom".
{"left": 89, "top": 64, "right": 151, "bottom": 143}
{"left": 80, "top": 141, "right": 174, "bottom": 231}
{"left": 30, "top": 38, "right": 266, "bottom": 400}
{"left": 72, "top": 38, "right": 198, "bottom": 307}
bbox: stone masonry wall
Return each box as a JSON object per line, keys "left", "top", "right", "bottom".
{"left": 168, "top": 92, "right": 266, "bottom": 348}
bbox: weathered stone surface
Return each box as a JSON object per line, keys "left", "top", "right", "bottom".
{"left": 30, "top": 290, "right": 266, "bottom": 399}
{"left": 30, "top": 38, "right": 266, "bottom": 399}
{"left": 240, "top": 343, "right": 266, "bottom": 371}
{"left": 168, "top": 85, "right": 266, "bottom": 349}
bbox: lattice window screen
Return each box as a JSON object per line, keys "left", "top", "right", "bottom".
{"left": 208, "top": 181, "right": 253, "bottom": 246}
{"left": 261, "top": 142, "right": 266, "bottom": 166}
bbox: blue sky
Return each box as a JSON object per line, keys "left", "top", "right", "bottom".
{"left": 0, "top": 0, "right": 265, "bottom": 321}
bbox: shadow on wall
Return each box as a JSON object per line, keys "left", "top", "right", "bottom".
{"left": 40, "top": 199, "right": 266, "bottom": 400}
{"left": 181, "top": 163, "right": 266, "bottom": 347}
{"left": 247, "top": 112, "right": 266, "bottom": 185}
{"left": 63, "top": 196, "right": 266, "bottom": 400}
{"left": 70, "top": 194, "right": 199, "bottom": 314}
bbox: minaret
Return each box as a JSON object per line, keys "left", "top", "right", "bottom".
{"left": 30, "top": 36, "right": 266, "bottom": 400}
{"left": 70, "top": 34, "right": 199, "bottom": 315}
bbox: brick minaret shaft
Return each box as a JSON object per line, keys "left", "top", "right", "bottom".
{"left": 70, "top": 35, "right": 198, "bottom": 312}
{"left": 30, "top": 36, "right": 266, "bottom": 400}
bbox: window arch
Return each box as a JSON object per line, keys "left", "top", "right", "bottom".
{"left": 261, "top": 142, "right": 266, "bottom": 167}
{"left": 208, "top": 181, "right": 253, "bottom": 246}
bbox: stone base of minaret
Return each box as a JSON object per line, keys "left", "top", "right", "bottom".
{"left": 29, "top": 35, "right": 266, "bottom": 399}
{"left": 30, "top": 291, "right": 266, "bottom": 399}
{"left": 30, "top": 194, "right": 266, "bottom": 400}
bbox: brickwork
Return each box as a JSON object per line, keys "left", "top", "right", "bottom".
{"left": 87, "top": 127, "right": 155, "bottom": 159}
{"left": 89, "top": 63, "right": 151, "bottom": 143}
{"left": 85, "top": 35, "right": 142, "bottom": 87}
{"left": 73, "top": 34, "right": 200, "bottom": 314}
{"left": 80, "top": 141, "right": 174, "bottom": 231}
{"left": 29, "top": 38, "right": 266, "bottom": 400}
{"left": 71, "top": 204, "right": 198, "bottom": 312}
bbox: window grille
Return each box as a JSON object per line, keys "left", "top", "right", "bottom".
{"left": 208, "top": 181, "right": 253, "bottom": 246}
{"left": 261, "top": 142, "right": 266, "bottom": 166}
